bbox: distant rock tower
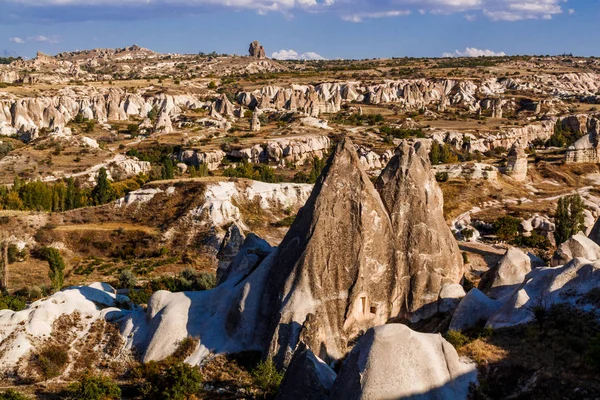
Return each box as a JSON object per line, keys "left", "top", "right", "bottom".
{"left": 251, "top": 113, "right": 261, "bottom": 131}
{"left": 505, "top": 141, "right": 528, "bottom": 181}
{"left": 249, "top": 41, "right": 266, "bottom": 59}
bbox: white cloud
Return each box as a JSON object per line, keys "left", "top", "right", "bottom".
{"left": 29, "top": 35, "right": 60, "bottom": 43}
{"left": 1, "top": 0, "right": 567, "bottom": 22}
{"left": 442, "top": 47, "right": 506, "bottom": 57}
{"left": 9, "top": 37, "right": 25, "bottom": 44}
{"left": 568, "top": 8, "right": 575, "bottom": 14}
{"left": 272, "top": 49, "right": 326, "bottom": 60}
{"left": 464, "top": 13, "right": 476, "bottom": 21}
{"left": 342, "top": 10, "right": 410, "bottom": 22}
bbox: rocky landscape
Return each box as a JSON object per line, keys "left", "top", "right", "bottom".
{"left": 1, "top": 42, "right": 600, "bottom": 399}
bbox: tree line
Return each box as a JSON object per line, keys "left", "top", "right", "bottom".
{"left": 0, "top": 169, "right": 147, "bottom": 212}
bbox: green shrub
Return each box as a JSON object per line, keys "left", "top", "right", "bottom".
{"left": 445, "top": 330, "right": 470, "bottom": 349}
{"left": 435, "top": 172, "right": 449, "bottom": 182}
{"left": 34, "top": 344, "right": 69, "bottom": 380}
{"left": 0, "top": 389, "right": 29, "bottom": 400}
{"left": 143, "top": 362, "right": 202, "bottom": 400}
{"left": 494, "top": 216, "right": 521, "bottom": 241}
{"left": 252, "top": 358, "right": 283, "bottom": 395}
{"left": 0, "top": 292, "right": 26, "bottom": 311}
{"left": 118, "top": 269, "right": 137, "bottom": 289}
{"left": 67, "top": 373, "right": 121, "bottom": 400}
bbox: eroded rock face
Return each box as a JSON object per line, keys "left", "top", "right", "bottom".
{"left": 449, "top": 288, "right": 503, "bottom": 332}
{"left": 264, "top": 138, "right": 463, "bottom": 367}
{"left": 376, "top": 141, "right": 464, "bottom": 321}
{"left": 330, "top": 324, "right": 477, "bottom": 400}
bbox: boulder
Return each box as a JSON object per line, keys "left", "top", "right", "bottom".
{"left": 588, "top": 216, "right": 600, "bottom": 246}
{"left": 479, "top": 247, "right": 545, "bottom": 299}
{"left": 276, "top": 342, "right": 336, "bottom": 400}
{"left": 330, "top": 324, "right": 477, "bottom": 400}
{"left": 438, "top": 284, "right": 466, "bottom": 314}
{"left": 449, "top": 289, "right": 503, "bottom": 332}
{"left": 551, "top": 232, "right": 600, "bottom": 267}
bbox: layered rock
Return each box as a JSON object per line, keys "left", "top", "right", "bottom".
{"left": 228, "top": 135, "right": 330, "bottom": 165}
{"left": 330, "top": 324, "right": 477, "bottom": 400}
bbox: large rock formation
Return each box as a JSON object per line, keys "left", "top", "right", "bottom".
{"left": 249, "top": 41, "right": 266, "bottom": 59}
{"left": 110, "top": 138, "right": 463, "bottom": 372}
{"left": 376, "top": 141, "right": 464, "bottom": 320}
{"left": 263, "top": 139, "right": 463, "bottom": 367}
{"left": 330, "top": 324, "right": 477, "bottom": 400}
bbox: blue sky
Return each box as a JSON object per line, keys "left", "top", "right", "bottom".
{"left": 0, "top": 0, "right": 598, "bottom": 59}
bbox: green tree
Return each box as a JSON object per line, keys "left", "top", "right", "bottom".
{"left": 555, "top": 194, "right": 586, "bottom": 245}
{"left": 430, "top": 141, "right": 441, "bottom": 165}
{"left": 91, "top": 168, "right": 113, "bottom": 205}
{"left": 162, "top": 159, "right": 174, "bottom": 180}
{"left": 252, "top": 358, "right": 283, "bottom": 396}
{"left": 65, "top": 178, "right": 77, "bottom": 210}
{"left": 43, "top": 247, "right": 65, "bottom": 291}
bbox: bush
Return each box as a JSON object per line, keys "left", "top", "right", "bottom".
{"left": 118, "top": 269, "right": 137, "bottom": 289}
{"left": 208, "top": 81, "right": 217, "bottom": 89}
{"left": 435, "top": 172, "right": 449, "bottom": 182}
{"left": 142, "top": 362, "right": 202, "bottom": 400}
{"left": 67, "top": 373, "right": 121, "bottom": 400}
{"left": 0, "top": 292, "right": 26, "bottom": 311}
{"left": 0, "top": 389, "right": 29, "bottom": 400}
{"left": 252, "top": 358, "right": 283, "bottom": 395}
{"left": 494, "top": 216, "right": 521, "bottom": 241}
{"left": 445, "top": 330, "right": 470, "bottom": 349}
{"left": 172, "top": 337, "right": 199, "bottom": 361}
{"left": 33, "top": 344, "right": 69, "bottom": 380}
